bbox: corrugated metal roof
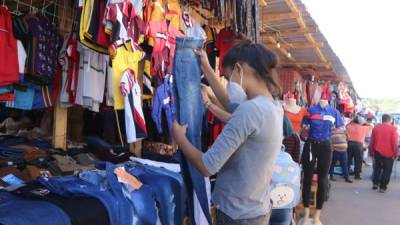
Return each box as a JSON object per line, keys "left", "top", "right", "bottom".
{"left": 261, "top": 0, "right": 353, "bottom": 86}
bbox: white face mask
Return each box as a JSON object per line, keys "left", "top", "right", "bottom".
{"left": 227, "top": 66, "right": 247, "bottom": 111}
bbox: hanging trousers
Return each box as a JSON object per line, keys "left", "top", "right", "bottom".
{"left": 174, "top": 37, "right": 212, "bottom": 225}
{"left": 347, "top": 141, "right": 364, "bottom": 177}
{"left": 373, "top": 152, "right": 394, "bottom": 190}
{"left": 302, "top": 140, "right": 332, "bottom": 209}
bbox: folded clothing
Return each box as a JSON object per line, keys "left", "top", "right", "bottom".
{"left": 12, "top": 181, "right": 110, "bottom": 225}
{"left": 49, "top": 155, "right": 95, "bottom": 174}
{"left": 0, "top": 190, "right": 71, "bottom": 225}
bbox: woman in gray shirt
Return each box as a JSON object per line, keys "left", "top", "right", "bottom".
{"left": 173, "top": 41, "right": 283, "bottom": 225}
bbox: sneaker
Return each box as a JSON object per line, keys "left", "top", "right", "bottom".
{"left": 345, "top": 178, "right": 353, "bottom": 183}
{"left": 379, "top": 188, "right": 386, "bottom": 193}
{"left": 372, "top": 184, "right": 378, "bottom": 190}
{"left": 329, "top": 175, "right": 337, "bottom": 181}
{"left": 355, "top": 176, "right": 362, "bottom": 180}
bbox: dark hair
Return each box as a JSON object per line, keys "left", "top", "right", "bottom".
{"left": 382, "top": 114, "right": 392, "bottom": 123}
{"left": 367, "top": 118, "right": 372, "bottom": 122}
{"left": 222, "top": 41, "right": 281, "bottom": 97}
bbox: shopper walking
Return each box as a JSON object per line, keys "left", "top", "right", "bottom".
{"left": 369, "top": 114, "right": 398, "bottom": 193}
{"left": 173, "top": 41, "right": 283, "bottom": 225}
{"left": 329, "top": 127, "right": 353, "bottom": 183}
{"left": 346, "top": 116, "right": 370, "bottom": 180}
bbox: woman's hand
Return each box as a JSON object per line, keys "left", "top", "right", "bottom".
{"left": 194, "top": 49, "right": 212, "bottom": 73}
{"left": 172, "top": 121, "right": 188, "bottom": 145}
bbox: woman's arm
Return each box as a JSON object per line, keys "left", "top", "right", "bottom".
{"left": 195, "top": 50, "right": 230, "bottom": 111}
{"left": 207, "top": 103, "right": 231, "bottom": 123}
{"left": 202, "top": 86, "right": 232, "bottom": 123}
{"left": 172, "top": 122, "right": 212, "bottom": 177}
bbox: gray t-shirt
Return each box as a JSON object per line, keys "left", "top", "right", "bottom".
{"left": 202, "top": 96, "right": 283, "bottom": 220}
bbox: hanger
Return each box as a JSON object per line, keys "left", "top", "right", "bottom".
{"left": 52, "top": 0, "right": 57, "bottom": 25}
{"left": 12, "top": 0, "right": 22, "bottom": 16}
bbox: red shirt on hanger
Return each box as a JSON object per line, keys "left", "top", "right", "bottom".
{"left": 215, "top": 28, "right": 242, "bottom": 76}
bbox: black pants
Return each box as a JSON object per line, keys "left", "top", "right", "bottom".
{"left": 302, "top": 140, "right": 332, "bottom": 209}
{"left": 347, "top": 141, "right": 364, "bottom": 177}
{"left": 373, "top": 152, "right": 394, "bottom": 189}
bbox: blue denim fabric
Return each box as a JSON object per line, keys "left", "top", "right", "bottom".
{"left": 0, "top": 191, "right": 71, "bottom": 225}
{"left": 0, "top": 135, "right": 26, "bottom": 146}
{"left": 120, "top": 182, "right": 160, "bottom": 225}
{"left": 0, "top": 145, "right": 25, "bottom": 161}
{"left": 38, "top": 162, "right": 133, "bottom": 225}
{"left": 269, "top": 208, "right": 293, "bottom": 225}
{"left": 126, "top": 163, "right": 187, "bottom": 225}
{"left": 173, "top": 37, "right": 211, "bottom": 225}
{"left": 329, "top": 150, "right": 349, "bottom": 178}
{"left": 143, "top": 164, "right": 187, "bottom": 225}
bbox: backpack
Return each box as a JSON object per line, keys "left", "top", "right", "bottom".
{"left": 269, "top": 150, "right": 301, "bottom": 209}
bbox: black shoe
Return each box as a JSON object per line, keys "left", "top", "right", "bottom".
{"left": 345, "top": 178, "right": 353, "bottom": 183}
{"left": 372, "top": 184, "right": 378, "bottom": 190}
{"left": 330, "top": 175, "right": 336, "bottom": 181}
{"left": 355, "top": 176, "right": 362, "bottom": 180}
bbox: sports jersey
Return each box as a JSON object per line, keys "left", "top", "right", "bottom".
{"left": 79, "top": 0, "right": 110, "bottom": 53}
{"left": 302, "top": 104, "right": 344, "bottom": 141}
{"left": 105, "top": 1, "right": 146, "bottom": 43}
{"left": 111, "top": 41, "right": 145, "bottom": 109}
{"left": 147, "top": 20, "right": 168, "bottom": 78}
{"left": 120, "top": 69, "right": 147, "bottom": 143}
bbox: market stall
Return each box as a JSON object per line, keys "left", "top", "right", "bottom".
{"left": 0, "top": 0, "right": 357, "bottom": 225}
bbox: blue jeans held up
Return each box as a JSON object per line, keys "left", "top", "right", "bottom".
{"left": 0, "top": 191, "right": 71, "bottom": 225}
{"left": 173, "top": 37, "right": 211, "bottom": 225}
{"left": 269, "top": 208, "right": 293, "bottom": 225}
{"left": 329, "top": 150, "right": 349, "bottom": 178}
{"left": 126, "top": 162, "right": 187, "bottom": 225}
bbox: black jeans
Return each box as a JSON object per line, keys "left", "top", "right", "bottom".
{"left": 302, "top": 140, "right": 332, "bottom": 209}
{"left": 347, "top": 141, "right": 363, "bottom": 177}
{"left": 373, "top": 152, "right": 394, "bottom": 189}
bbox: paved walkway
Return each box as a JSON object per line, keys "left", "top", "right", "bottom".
{"left": 321, "top": 161, "right": 400, "bottom": 225}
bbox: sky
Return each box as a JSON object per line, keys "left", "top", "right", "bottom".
{"left": 301, "top": 0, "right": 400, "bottom": 99}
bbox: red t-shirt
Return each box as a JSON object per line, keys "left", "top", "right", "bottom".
{"left": 284, "top": 107, "right": 308, "bottom": 133}
{"left": 369, "top": 123, "right": 399, "bottom": 158}
{"left": 0, "top": 6, "right": 19, "bottom": 85}
{"left": 215, "top": 28, "right": 242, "bottom": 76}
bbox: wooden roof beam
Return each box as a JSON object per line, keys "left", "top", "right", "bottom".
{"left": 280, "top": 61, "right": 330, "bottom": 67}
{"left": 264, "top": 12, "right": 300, "bottom": 22}
{"left": 266, "top": 36, "right": 297, "bottom": 63}
{"left": 266, "top": 42, "right": 324, "bottom": 49}
{"left": 262, "top": 27, "right": 318, "bottom": 36}
{"left": 284, "top": 0, "right": 329, "bottom": 68}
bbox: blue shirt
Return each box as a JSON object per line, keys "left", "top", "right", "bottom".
{"left": 303, "top": 105, "right": 343, "bottom": 141}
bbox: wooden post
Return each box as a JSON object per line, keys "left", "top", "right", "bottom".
{"left": 52, "top": 103, "right": 68, "bottom": 150}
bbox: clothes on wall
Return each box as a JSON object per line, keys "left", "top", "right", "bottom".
{"left": 0, "top": 8, "right": 61, "bottom": 110}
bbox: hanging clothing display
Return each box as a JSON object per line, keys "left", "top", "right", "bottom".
{"left": 111, "top": 41, "right": 145, "bottom": 110}
{"left": 0, "top": 6, "right": 19, "bottom": 86}
{"left": 215, "top": 27, "right": 242, "bottom": 76}
{"left": 120, "top": 69, "right": 147, "bottom": 143}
